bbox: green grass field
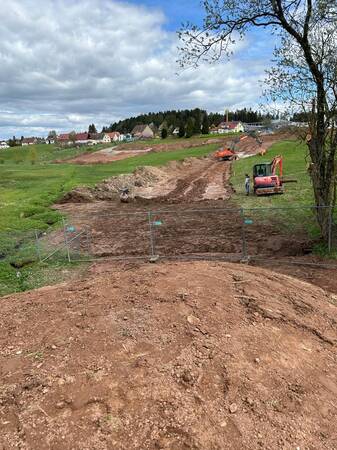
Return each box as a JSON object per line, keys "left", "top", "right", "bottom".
{"left": 116, "top": 132, "right": 237, "bottom": 148}
{"left": 0, "top": 142, "right": 114, "bottom": 164}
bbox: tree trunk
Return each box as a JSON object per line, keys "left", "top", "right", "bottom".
{"left": 308, "top": 138, "right": 335, "bottom": 240}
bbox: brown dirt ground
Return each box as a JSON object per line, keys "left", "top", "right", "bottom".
{"left": 64, "top": 148, "right": 153, "bottom": 165}
{"left": 1, "top": 261, "right": 336, "bottom": 450}
{"left": 3, "top": 132, "right": 337, "bottom": 449}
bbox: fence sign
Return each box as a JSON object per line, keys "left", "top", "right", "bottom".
{"left": 244, "top": 219, "right": 253, "bottom": 225}
{"left": 66, "top": 226, "right": 76, "bottom": 233}
{"left": 153, "top": 220, "right": 163, "bottom": 226}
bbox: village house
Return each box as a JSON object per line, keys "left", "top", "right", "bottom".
{"left": 218, "top": 121, "right": 245, "bottom": 133}
{"left": 131, "top": 124, "right": 154, "bottom": 139}
{"left": 57, "top": 132, "right": 91, "bottom": 145}
{"left": 74, "top": 132, "right": 90, "bottom": 144}
{"left": 22, "top": 137, "right": 37, "bottom": 146}
{"left": 102, "top": 132, "right": 121, "bottom": 143}
{"left": 57, "top": 133, "right": 71, "bottom": 144}
{"left": 0, "top": 141, "right": 9, "bottom": 149}
{"left": 88, "top": 132, "right": 104, "bottom": 145}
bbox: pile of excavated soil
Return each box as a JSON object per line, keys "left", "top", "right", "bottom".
{"left": 1, "top": 261, "right": 336, "bottom": 449}
{"left": 60, "top": 156, "right": 232, "bottom": 204}
{"left": 60, "top": 165, "right": 172, "bottom": 203}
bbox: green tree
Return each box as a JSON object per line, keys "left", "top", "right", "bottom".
{"left": 178, "top": 0, "right": 337, "bottom": 239}
{"left": 161, "top": 128, "right": 168, "bottom": 139}
{"left": 202, "top": 113, "right": 210, "bottom": 135}
{"left": 48, "top": 130, "right": 57, "bottom": 139}
{"left": 185, "top": 117, "right": 195, "bottom": 138}
{"left": 193, "top": 111, "right": 201, "bottom": 134}
{"left": 88, "top": 123, "right": 97, "bottom": 133}
{"left": 178, "top": 123, "right": 185, "bottom": 138}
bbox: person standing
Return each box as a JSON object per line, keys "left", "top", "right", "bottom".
{"left": 245, "top": 174, "right": 250, "bottom": 196}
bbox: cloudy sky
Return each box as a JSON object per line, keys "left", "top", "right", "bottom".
{"left": 0, "top": 0, "right": 275, "bottom": 139}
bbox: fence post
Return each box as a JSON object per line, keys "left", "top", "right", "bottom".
{"left": 328, "top": 205, "right": 333, "bottom": 253}
{"left": 62, "top": 218, "right": 71, "bottom": 262}
{"left": 34, "top": 230, "right": 42, "bottom": 262}
{"left": 240, "top": 208, "right": 247, "bottom": 260}
{"left": 147, "top": 211, "right": 156, "bottom": 261}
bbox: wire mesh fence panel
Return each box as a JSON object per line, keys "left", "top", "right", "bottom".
{"left": 2, "top": 206, "right": 335, "bottom": 270}
{"left": 36, "top": 221, "right": 71, "bottom": 262}
{"left": 151, "top": 208, "right": 244, "bottom": 260}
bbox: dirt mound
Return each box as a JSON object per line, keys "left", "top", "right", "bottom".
{"left": 60, "top": 166, "right": 171, "bottom": 203}
{"left": 60, "top": 156, "right": 232, "bottom": 204}
{"left": 1, "top": 261, "right": 336, "bottom": 449}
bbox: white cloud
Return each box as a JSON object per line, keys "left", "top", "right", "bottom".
{"left": 0, "top": 0, "right": 267, "bottom": 138}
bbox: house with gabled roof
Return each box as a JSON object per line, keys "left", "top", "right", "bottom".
{"left": 218, "top": 121, "right": 244, "bottom": 133}
{"left": 131, "top": 124, "right": 154, "bottom": 139}
{"left": 103, "top": 132, "right": 120, "bottom": 143}
{"left": 22, "top": 137, "right": 37, "bottom": 146}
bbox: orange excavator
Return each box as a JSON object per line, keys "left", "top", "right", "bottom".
{"left": 253, "top": 155, "right": 284, "bottom": 195}
{"left": 214, "top": 135, "right": 246, "bottom": 161}
{"left": 214, "top": 147, "right": 237, "bottom": 161}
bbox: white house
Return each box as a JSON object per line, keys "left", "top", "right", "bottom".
{"left": 0, "top": 141, "right": 9, "bottom": 149}
{"left": 103, "top": 132, "right": 120, "bottom": 143}
{"left": 218, "top": 121, "right": 244, "bottom": 133}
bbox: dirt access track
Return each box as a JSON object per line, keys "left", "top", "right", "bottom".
{"left": 1, "top": 261, "right": 336, "bottom": 449}
{"left": 60, "top": 132, "right": 287, "bottom": 203}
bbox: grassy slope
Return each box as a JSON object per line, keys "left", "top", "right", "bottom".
{"left": 0, "top": 143, "right": 219, "bottom": 296}
{"left": 0, "top": 143, "right": 113, "bottom": 164}
{"left": 230, "top": 140, "right": 328, "bottom": 244}
{"left": 116, "top": 133, "right": 237, "bottom": 148}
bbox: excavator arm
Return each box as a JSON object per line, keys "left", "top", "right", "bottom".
{"left": 271, "top": 156, "right": 283, "bottom": 178}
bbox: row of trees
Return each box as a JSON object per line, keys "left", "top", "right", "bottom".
{"left": 160, "top": 114, "right": 210, "bottom": 139}
{"left": 104, "top": 108, "right": 275, "bottom": 135}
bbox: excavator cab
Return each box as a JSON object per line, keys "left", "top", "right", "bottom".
{"left": 253, "top": 157, "right": 284, "bottom": 195}
{"left": 253, "top": 163, "right": 272, "bottom": 178}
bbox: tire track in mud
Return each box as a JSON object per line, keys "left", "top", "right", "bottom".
{"left": 158, "top": 160, "right": 232, "bottom": 203}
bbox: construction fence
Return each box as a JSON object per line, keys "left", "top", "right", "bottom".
{"left": 2, "top": 206, "right": 337, "bottom": 269}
